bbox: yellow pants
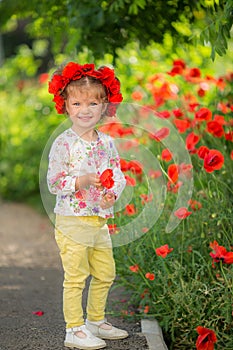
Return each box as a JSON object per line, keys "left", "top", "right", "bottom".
{"left": 55, "top": 216, "right": 116, "bottom": 329}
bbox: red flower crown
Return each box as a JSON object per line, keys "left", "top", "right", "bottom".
{"left": 48, "top": 62, "right": 123, "bottom": 116}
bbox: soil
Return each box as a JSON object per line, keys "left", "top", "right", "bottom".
{"left": 0, "top": 201, "right": 148, "bottom": 350}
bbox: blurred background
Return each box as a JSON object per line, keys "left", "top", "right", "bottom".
{"left": 0, "top": 0, "right": 232, "bottom": 208}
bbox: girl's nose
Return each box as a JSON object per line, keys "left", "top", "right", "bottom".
{"left": 80, "top": 104, "right": 90, "bottom": 113}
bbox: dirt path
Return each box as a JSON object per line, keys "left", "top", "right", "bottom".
{"left": 0, "top": 201, "right": 148, "bottom": 350}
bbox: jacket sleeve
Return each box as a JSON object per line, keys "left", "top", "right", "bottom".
{"left": 47, "top": 138, "right": 76, "bottom": 195}
{"left": 108, "top": 138, "right": 126, "bottom": 200}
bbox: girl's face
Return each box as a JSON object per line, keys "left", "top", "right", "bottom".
{"left": 65, "top": 89, "right": 106, "bottom": 135}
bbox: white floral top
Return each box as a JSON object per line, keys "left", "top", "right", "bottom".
{"left": 47, "top": 128, "right": 126, "bottom": 218}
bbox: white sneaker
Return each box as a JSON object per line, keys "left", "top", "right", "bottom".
{"left": 64, "top": 325, "right": 106, "bottom": 349}
{"left": 86, "top": 319, "right": 129, "bottom": 340}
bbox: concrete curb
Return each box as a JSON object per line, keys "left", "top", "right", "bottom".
{"left": 141, "top": 319, "right": 168, "bottom": 350}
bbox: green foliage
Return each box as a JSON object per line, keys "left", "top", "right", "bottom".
{"left": 0, "top": 0, "right": 232, "bottom": 60}
{"left": 197, "top": 0, "right": 233, "bottom": 60}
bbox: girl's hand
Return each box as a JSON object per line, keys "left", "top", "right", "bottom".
{"left": 86, "top": 173, "right": 102, "bottom": 188}
{"left": 75, "top": 173, "right": 102, "bottom": 190}
{"left": 100, "top": 192, "right": 116, "bottom": 210}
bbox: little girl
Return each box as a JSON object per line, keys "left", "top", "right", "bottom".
{"left": 47, "top": 62, "right": 128, "bottom": 349}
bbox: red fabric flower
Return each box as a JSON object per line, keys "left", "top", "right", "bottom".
{"left": 100, "top": 169, "right": 114, "bottom": 189}
{"left": 174, "top": 207, "right": 192, "bottom": 219}
{"left": 203, "top": 149, "right": 224, "bottom": 173}
{"left": 196, "top": 326, "right": 217, "bottom": 350}
{"left": 155, "top": 244, "right": 173, "bottom": 258}
{"left": 48, "top": 62, "right": 123, "bottom": 116}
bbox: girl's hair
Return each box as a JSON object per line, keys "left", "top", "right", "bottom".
{"left": 48, "top": 62, "right": 123, "bottom": 116}
{"left": 63, "top": 76, "right": 108, "bottom": 104}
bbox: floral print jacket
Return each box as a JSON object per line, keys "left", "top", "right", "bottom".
{"left": 47, "top": 128, "right": 126, "bottom": 218}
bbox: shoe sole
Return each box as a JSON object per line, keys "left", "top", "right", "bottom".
{"left": 64, "top": 341, "right": 106, "bottom": 349}
{"left": 94, "top": 334, "right": 129, "bottom": 340}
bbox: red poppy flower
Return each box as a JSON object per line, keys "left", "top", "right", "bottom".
{"left": 231, "top": 150, "right": 233, "bottom": 160}
{"left": 148, "top": 169, "right": 162, "bottom": 178}
{"left": 131, "top": 91, "right": 143, "bottom": 101}
{"left": 196, "top": 326, "right": 217, "bottom": 350}
{"left": 225, "top": 131, "right": 233, "bottom": 142}
{"left": 124, "top": 204, "right": 137, "bottom": 216}
{"left": 144, "top": 305, "right": 150, "bottom": 314}
{"left": 128, "top": 160, "right": 143, "bottom": 175}
{"left": 167, "top": 181, "right": 182, "bottom": 193}
{"left": 149, "top": 127, "right": 170, "bottom": 141}
{"left": 155, "top": 244, "right": 173, "bottom": 258}
{"left": 167, "top": 65, "right": 184, "bottom": 76}
{"left": 173, "top": 108, "right": 183, "bottom": 118}
{"left": 39, "top": 73, "right": 49, "bottom": 84}
{"left": 161, "top": 148, "right": 172, "bottom": 162}
{"left": 198, "top": 88, "right": 206, "bottom": 97}
{"left": 100, "top": 169, "right": 114, "bottom": 189}
{"left": 206, "top": 121, "right": 224, "bottom": 138}
{"left": 120, "top": 159, "right": 129, "bottom": 172}
{"left": 203, "top": 149, "right": 224, "bottom": 173}
{"left": 168, "top": 164, "right": 179, "bottom": 183}
{"left": 174, "top": 118, "right": 191, "bottom": 133}
{"left": 145, "top": 272, "right": 155, "bottom": 281}
{"left": 178, "top": 163, "right": 193, "bottom": 179}
{"left": 157, "top": 110, "right": 171, "bottom": 118}
{"left": 125, "top": 175, "right": 136, "bottom": 187}
{"left": 188, "top": 67, "right": 201, "bottom": 78}
{"left": 140, "top": 193, "right": 153, "bottom": 205}
{"left": 213, "top": 115, "right": 227, "bottom": 125}
{"left": 195, "top": 107, "right": 212, "bottom": 122}
{"left": 197, "top": 146, "right": 210, "bottom": 159}
{"left": 108, "top": 224, "right": 120, "bottom": 235}
{"left": 173, "top": 59, "right": 186, "bottom": 69}
{"left": 186, "top": 132, "right": 200, "bottom": 151}
{"left": 209, "top": 240, "right": 233, "bottom": 265}
{"left": 129, "top": 264, "right": 139, "bottom": 273}
{"left": 174, "top": 207, "right": 192, "bottom": 219}
{"left": 188, "top": 199, "right": 202, "bottom": 211}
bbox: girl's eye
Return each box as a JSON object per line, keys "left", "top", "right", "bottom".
{"left": 73, "top": 102, "right": 80, "bottom": 106}
{"left": 90, "top": 102, "right": 98, "bottom": 106}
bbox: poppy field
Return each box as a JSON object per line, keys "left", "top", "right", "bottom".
{"left": 104, "top": 60, "right": 233, "bottom": 349}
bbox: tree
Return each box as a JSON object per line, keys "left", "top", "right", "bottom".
{"left": 0, "top": 0, "right": 232, "bottom": 63}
